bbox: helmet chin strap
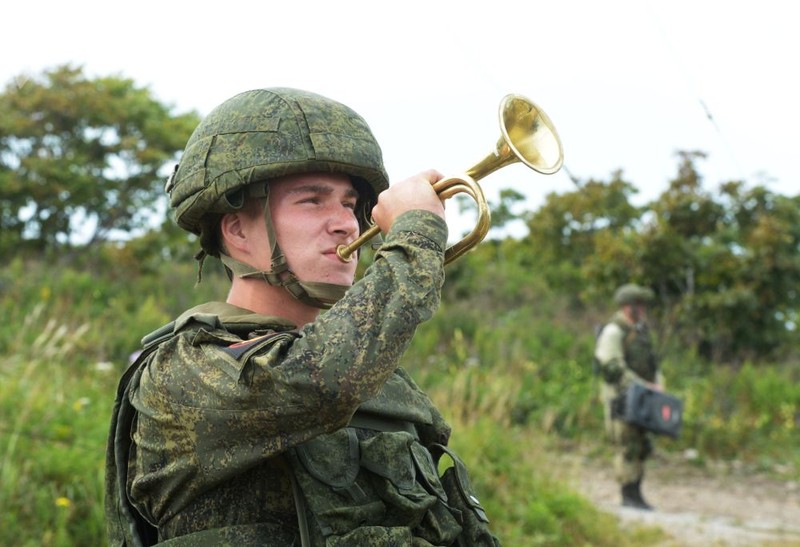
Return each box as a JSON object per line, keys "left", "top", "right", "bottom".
{"left": 219, "top": 252, "right": 349, "bottom": 309}
{"left": 219, "top": 184, "right": 352, "bottom": 310}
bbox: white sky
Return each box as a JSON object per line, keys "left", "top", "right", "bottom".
{"left": 3, "top": 0, "right": 798, "bottom": 237}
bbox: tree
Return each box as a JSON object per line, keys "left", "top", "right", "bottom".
{"left": 636, "top": 152, "right": 800, "bottom": 362}
{"left": 0, "top": 64, "right": 200, "bottom": 254}
{"left": 511, "top": 150, "right": 800, "bottom": 362}
{"left": 521, "top": 170, "right": 641, "bottom": 300}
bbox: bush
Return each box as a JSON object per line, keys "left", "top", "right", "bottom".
{"left": 1, "top": 253, "right": 798, "bottom": 545}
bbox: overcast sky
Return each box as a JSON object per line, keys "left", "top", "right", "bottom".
{"left": 3, "top": 0, "right": 797, "bottom": 236}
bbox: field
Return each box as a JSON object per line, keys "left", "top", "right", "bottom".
{"left": 1, "top": 254, "right": 798, "bottom": 546}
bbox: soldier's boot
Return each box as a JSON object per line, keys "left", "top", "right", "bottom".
{"left": 621, "top": 480, "right": 654, "bottom": 511}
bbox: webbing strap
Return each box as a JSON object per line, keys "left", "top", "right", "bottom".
{"left": 275, "top": 457, "right": 310, "bottom": 547}
{"left": 347, "top": 412, "right": 420, "bottom": 440}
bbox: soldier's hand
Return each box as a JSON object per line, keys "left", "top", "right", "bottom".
{"left": 372, "top": 170, "right": 446, "bottom": 232}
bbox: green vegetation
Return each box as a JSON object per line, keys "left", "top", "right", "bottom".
{"left": 1, "top": 64, "right": 798, "bottom": 545}
{"left": 1, "top": 251, "right": 798, "bottom": 545}
{"left": 0, "top": 64, "right": 199, "bottom": 254}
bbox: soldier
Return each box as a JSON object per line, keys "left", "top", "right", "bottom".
{"left": 594, "top": 283, "right": 662, "bottom": 510}
{"left": 104, "top": 88, "right": 500, "bottom": 546}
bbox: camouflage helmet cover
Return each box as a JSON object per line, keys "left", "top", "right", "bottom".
{"left": 614, "top": 283, "right": 655, "bottom": 306}
{"left": 166, "top": 87, "right": 390, "bottom": 248}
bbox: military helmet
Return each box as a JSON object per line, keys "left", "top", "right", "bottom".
{"left": 614, "top": 283, "right": 655, "bottom": 306}
{"left": 165, "top": 87, "right": 390, "bottom": 253}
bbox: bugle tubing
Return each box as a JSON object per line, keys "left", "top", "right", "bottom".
{"left": 336, "top": 94, "right": 563, "bottom": 265}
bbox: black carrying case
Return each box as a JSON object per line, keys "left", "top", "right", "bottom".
{"left": 613, "top": 382, "right": 683, "bottom": 438}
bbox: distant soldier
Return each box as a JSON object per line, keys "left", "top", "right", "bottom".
{"left": 594, "top": 283, "right": 662, "bottom": 510}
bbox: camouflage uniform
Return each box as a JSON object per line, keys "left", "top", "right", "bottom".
{"left": 105, "top": 87, "right": 500, "bottom": 546}
{"left": 594, "top": 285, "right": 661, "bottom": 508}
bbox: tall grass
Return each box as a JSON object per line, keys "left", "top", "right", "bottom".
{"left": 420, "top": 363, "right": 662, "bottom": 545}
{"left": 1, "top": 253, "right": 798, "bottom": 544}
{"left": 668, "top": 358, "right": 800, "bottom": 470}
{"left": 0, "top": 305, "right": 113, "bottom": 546}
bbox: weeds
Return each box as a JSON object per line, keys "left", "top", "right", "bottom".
{"left": 1, "top": 257, "right": 798, "bottom": 544}
{"left": 0, "top": 304, "right": 115, "bottom": 546}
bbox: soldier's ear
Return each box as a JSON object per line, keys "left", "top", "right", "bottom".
{"left": 219, "top": 212, "right": 248, "bottom": 253}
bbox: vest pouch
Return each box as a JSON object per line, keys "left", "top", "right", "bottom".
{"left": 295, "top": 428, "right": 361, "bottom": 494}
{"left": 358, "top": 432, "right": 434, "bottom": 523}
{"left": 291, "top": 428, "right": 464, "bottom": 545}
{"left": 291, "top": 428, "right": 385, "bottom": 540}
{"left": 359, "top": 431, "right": 462, "bottom": 545}
{"left": 325, "top": 525, "right": 413, "bottom": 546}
{"left": 409, "top": 440, "right": 467, "bottom": 544}
{"left": 431, "top": 444, "right": 501, "bottom": 547}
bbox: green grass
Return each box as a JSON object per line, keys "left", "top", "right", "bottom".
{"left": 0, "top": 306, "right": 115, "bottom": 546}
{"left": 422, "top": 365, "right": 665, "bottom": 546}
{"left": 1, "top": 255, "right": 797, "bottom": 545}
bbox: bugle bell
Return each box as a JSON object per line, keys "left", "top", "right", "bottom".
{"left": 336, "top": 94, "right": 564, "bottom": 265}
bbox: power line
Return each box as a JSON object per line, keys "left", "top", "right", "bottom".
{"left": 644, "top": 4, "right": 746, "bottom": 181}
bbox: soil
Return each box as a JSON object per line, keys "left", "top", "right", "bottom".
{"left": 563, "top": 446, "right": 800, "bottom": 546}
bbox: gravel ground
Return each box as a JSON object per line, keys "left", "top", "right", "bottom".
{"left": 565, "top": 449, "right": 800, "bottom": 546}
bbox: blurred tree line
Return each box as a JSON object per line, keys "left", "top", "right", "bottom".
{"left": 2, "top": 65, "right": 799, "bottom": 365}
{"left": 0, "top": 64, "right": 199, "bottom": 255}
{"left": 446, "top": 158, "right": 799, "bottom": 364}
{"left": 515, "top": 154, "right": 800, "bottom": 363}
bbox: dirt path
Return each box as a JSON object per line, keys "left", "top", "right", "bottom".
{"left": 564, "top": 449, "right": 800, "bottom": 546}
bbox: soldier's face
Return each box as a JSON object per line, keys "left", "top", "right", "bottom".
{"left": 632, "top": 304, "right": 648, "bottom": 323}
{"left": 260, "top": 172, "right": 361, "bottom": 286}
{"left": 623, "top": 303, "right": 648, "bottom": 323}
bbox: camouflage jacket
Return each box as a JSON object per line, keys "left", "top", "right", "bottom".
{"left": 594, "top": 310, "right": 659, "bottom": 387}
{"left": 105, "top": 211, "right": 500, "bottom": 546}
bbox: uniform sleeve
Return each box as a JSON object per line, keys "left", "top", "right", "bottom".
{"left": 594, "top": 324, "right": 645, "bottom": 387}
{"left": 261, "top": 209, "right": 449, "bottom": 438}
{"left": 129, "top": 210, "right": 448, "bottom": 522}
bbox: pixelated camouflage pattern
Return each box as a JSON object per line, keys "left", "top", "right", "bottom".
{"left": 596, "top": 312, "right": 658, "bottom": 387}
{"left": 167, "top": 87, "right": 390, "bottom": 237}
{"left": 612, "top": 311, "right": 658, "bottom": 384}
{"left": 613, "top": 283, "right": 655, "bottom": 306}
{"left": 611, "top": 418, "right": 653, "bottom": 484}
{"left": 597, "top": 311, "right": 659, "bottom": 485}
{"left": 107, "top": 211, "right": 499, "bottom": 545}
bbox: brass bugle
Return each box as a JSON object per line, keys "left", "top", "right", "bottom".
{"left": 336, "top": 94, "right": 564, "bottom": 265}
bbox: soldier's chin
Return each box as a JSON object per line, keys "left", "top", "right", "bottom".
{"left": 329, "top": 273, "right": 357, "bottom": 286}
{"left": 307, "top": 271, "right": 356, "bottom": 287}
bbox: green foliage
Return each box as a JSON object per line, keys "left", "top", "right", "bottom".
{"left": 405, "top": 349, "right": 664, "bottom": 545}
{"left": 2, "top": 244, "right": 799, "bottom": 544}
{"left": 456, "top": 187, "right": 527, "bottom": 233}
{"left": 523, "top": 170, "right": 641, "bottom": 300}
{"left": 1, "top": 85, "right": 799, "bottom": 541}
{"left": 0, "top": 64, "right": 200, "bottom": 254}
{"left": 0, "top": 253, "right": 227, "bottom": 546}
{"left": 442, "top": 418, "right": 656, "bottom": 546}
{"left": 411, "top": 303, "right": 599, "bottom": 437}
{"left": 0, "top": 305, "right": 114, "bottom": 546}
{"left": 648, "top": 171, "right": 800, "bottom": 362}
{"left": 0, "top": 244, "right": 227, "bottom": 363}
{"left": 668, "top": 359, "right": 800, "bottom": 463}
{"left": 518, "top": 152, "right": 800, "bottom": 363}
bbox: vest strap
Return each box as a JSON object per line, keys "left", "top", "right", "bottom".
{"left": 348, "top": 411, "right": 419, "bottom": 440}
{"left": 154, "top": 522, "right": 296, "bottom": 546}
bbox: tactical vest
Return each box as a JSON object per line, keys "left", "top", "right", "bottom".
{"left": 610, "top": 313, "right": 658, "bottom": 383}
{"left": 106, "top": 319, "right": 500, "bottom": 546}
